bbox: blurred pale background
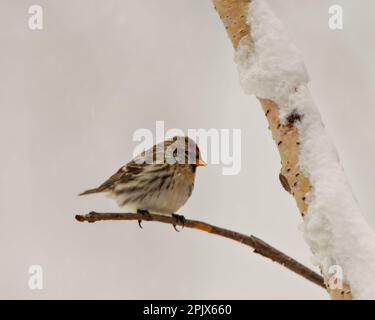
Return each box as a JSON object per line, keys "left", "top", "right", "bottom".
{"left": 0, "top": 0, "right": 374, "bottom": 299}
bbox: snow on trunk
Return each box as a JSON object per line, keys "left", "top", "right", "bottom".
{"left": 234, "top": 0, "right": 375, "bottom": 299}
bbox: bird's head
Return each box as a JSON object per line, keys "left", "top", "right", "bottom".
{"left": 165, "top": 136, "right": 206, "bottom": 170}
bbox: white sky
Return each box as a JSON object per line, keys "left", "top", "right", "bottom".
{"left": 0, "top": 0, "right": 374, "bottom": 299}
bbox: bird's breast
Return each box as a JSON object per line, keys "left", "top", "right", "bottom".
{"left": 113, "top": 165, "right": 195, "bottom": 214}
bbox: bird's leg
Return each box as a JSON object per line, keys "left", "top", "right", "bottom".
{"left": 137, "top": 209, "right": 152, "bottom": 229}
{"left": 171, "top": 213, "right": 186, "bottom": 232}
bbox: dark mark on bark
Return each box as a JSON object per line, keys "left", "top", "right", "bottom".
{"left": 287, "top": 110, "right": 303, "bottom": 125}
{"left": 279, "top": 173, "right": 291, "bottom": 193}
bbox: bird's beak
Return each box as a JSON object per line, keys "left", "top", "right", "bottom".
{"left": 195, "top": 159, "right": 207, "bottom": 167}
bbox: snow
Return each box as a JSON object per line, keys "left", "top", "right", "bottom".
{"left": 235, "top": 0, "right": 375, "bottom": 299}
{"left": 234, "top": 0, "right": 309, "bottom": 111}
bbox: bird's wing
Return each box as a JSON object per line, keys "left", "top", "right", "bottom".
{"left": 79, "top": 161, "right": 145, "bottom": 196}
{"left": 99, "top": 161, "right": 146, "bottom": 191}
{"left": 79, "top": 140, "right": 176, "bottom": 196}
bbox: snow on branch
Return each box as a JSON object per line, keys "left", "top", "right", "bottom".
{"left": 213, "top": 0, "right": 375, "bottom": 299}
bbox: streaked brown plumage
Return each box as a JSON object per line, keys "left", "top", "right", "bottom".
{"left": 79, "top": 136, "right": 206, "bottom": 218}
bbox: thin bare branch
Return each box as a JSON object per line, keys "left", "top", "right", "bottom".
{"left": 75, "top": 212, "right": 325, "bottom": 289}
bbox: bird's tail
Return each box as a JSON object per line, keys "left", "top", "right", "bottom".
{"left": 78, "top": 187, "right": 105, "bottom": 196}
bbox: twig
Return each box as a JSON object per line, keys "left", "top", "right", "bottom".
{"left": 75, "top": 212, "right": 325, "bottom": 289}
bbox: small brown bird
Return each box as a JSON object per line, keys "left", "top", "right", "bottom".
{"left": 79, "top": 136, "right": 206, "bottom": 229}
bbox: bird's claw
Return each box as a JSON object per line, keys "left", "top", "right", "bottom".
{"left": 137, "top": 210, "right": 151, "bottom": 229}
{"left": 172, "top": 213, "right": 186, "bottom": 232}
